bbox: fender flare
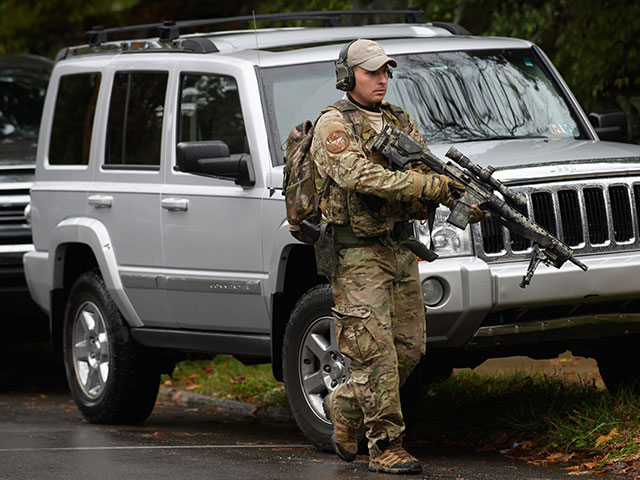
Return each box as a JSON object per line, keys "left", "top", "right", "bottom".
{"left": 51, "top": 217, "right": 143, "bottom": 327}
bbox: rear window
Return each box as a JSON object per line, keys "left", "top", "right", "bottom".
{"left": 48, "top": 72, "right": 101, "bottom": 165}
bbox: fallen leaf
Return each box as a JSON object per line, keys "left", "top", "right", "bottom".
{"left": 141, "top": 431, "right": 165, "bottom": 438}
{"left": 185, "top": 384, "right": 203, "bottom": 391}
{"left": 595, "top": 428, "right": 618, "bottom": 447}
{"left": 547, "top": 452, "right": 575, "bottom": 463}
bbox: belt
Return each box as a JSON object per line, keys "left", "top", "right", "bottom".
{"left": 332, "top": 224, "right": 383, "bottom": 247}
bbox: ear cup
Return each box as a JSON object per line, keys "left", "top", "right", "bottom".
{"left": 335, "top": 40, "right": 356, "bottom": 91}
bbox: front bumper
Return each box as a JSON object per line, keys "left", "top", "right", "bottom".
{"left": 420, "top": 250, "right": 640, "bottom": 348}
{"left": 0, "top": 244, "right": 34, "bottom": 293}
{"left": 22, "top": 249, "right": 49, "bottom": 313}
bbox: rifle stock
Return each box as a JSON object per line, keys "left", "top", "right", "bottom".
{"left": 374, "top": 125, "right": 588, "bottom": 287}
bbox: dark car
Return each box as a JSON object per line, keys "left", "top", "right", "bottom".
{"left": 0, "top": 54, "right": 52, "bottom": 336}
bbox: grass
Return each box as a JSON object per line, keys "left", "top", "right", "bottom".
{"left": 163, "top": 356, "right": 640, "bottom": 476}
{"left": 161, "top": 355, "right": 287, "bottom": 408}
{"left": 416, "top": 371, "right": 640, "bottom": 476}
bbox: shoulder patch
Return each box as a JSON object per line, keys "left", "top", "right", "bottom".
{"left": 325, "top": 130, "right": 350, "bottom": 154}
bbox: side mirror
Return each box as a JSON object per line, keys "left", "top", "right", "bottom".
{"left": 176, "top": 141, "right": 255, "bottom": 187}
{"left": 588, "top": 110, "right": 628, "bottom": 142}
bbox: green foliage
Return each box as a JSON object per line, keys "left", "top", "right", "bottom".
{"left": 0, "top": 0, "right": 139, "bottom": 55}
{"left": 421, "top": 371, "right": 640, "bottom": 474}
{"left": 162, "top": 355, "right": 287, "bottom": 407}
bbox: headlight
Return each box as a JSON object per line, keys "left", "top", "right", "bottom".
{"left": 415, "top": 205, "right": 473, "bottom": 257}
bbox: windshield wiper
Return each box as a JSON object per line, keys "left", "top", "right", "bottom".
{"left": 456, "top": 135, "right": 549, "bottom": 143}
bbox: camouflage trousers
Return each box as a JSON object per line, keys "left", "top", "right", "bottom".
{"left": 328, "top": 238, "right": 426, "bottom": 456}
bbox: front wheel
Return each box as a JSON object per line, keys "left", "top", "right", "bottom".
{"left": 63, "top": 270, "right": 160, "bottom": 424}
{"left": 282, "top": 284, "right": 350, "bottom": 451}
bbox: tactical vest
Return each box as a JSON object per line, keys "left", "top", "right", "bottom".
{"left": 315, "top": 100, "right": 414, "bottom": 238}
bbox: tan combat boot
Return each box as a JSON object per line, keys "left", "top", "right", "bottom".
{"left": 323, "top": 395, "right": 358, "bottom": 461}
{"left": 368, "top": 436, "right": 421, "bottom": 474}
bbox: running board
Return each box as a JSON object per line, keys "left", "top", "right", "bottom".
{"left": 131, "top": 327, "right": 271, "bottom": 359}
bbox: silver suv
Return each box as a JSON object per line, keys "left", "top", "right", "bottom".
{"left": 24, "top": 11, "right": 640, "bottom": 449}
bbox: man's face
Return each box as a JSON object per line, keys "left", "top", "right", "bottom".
{"left": 350, "top": 64, "right": 390, "bottom": 107}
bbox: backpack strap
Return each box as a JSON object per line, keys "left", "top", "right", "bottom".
{"left": 323, "top": 98, "right": 364, "bottom": 139}
{"left": 383, "top": 102, "right": 411, "bottom": 131}
{"left": 314, "top": 99, "right": 365, "bottom": 205}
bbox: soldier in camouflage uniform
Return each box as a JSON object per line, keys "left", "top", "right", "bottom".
{"left": 312, "top": 39, "right": 482, "bottom": 474}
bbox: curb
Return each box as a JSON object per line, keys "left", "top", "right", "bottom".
{"left": 158, "top": 386, "right": 294, "bottom": 423}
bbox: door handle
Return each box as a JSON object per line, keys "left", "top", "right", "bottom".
{"left": 161, "top": 198, "right": 189, "bottom": 211}
{"left": 88, "top": 195, "right": 113, "bottom": 208}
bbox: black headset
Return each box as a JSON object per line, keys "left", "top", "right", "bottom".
{"left": 335, "top": 39, "right": 393, "bottom": 92}
{"left": 335, "top": 40, "right": 357, "bottom": 91}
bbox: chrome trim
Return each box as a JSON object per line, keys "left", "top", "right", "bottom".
{"left": 0, "top": 194, "right": 30, "bottom": 205}
{"left": 0, "top": 244, "right": 34, "bottom": 253}
{"left": 121, "top": 273, "right": 262, "bottom": 295}
{"left": 494, "top": 161, "right": 640, "bottom": 185}
{"left": 473, "top": 176, "right": 640, "bottom": 263}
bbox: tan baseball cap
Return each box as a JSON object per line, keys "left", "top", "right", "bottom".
{"left": 347, "top": 39, "right": 397, "bottom": 71}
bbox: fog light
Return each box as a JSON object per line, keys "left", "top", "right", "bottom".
{"left": 422, "top": 277, "right": 444, "bottom": 306}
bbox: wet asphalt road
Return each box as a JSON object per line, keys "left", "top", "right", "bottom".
{"left": 0, "top": 388, "right": 616, "bottom": 480}
{"left": 0, "top": 343, "right": 619, "bottom": 480}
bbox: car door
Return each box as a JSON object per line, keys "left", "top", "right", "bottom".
{"left": 88, "top": 61, "right": 175, "bottom": 328}
{"left": 161, "top": 67, "right": 267, "bottom": 333}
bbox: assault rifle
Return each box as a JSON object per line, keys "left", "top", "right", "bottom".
{"left": 372, "top": 125, "right": 588, "bottom": 288}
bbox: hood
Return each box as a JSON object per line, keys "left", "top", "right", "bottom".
{"left": 430, "top": 138, "right": 640, "bottom": 185}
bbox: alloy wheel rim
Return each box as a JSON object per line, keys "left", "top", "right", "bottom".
{"left": 72, "top": 301, "right": 110, "bottom": 400}
{"left": 298, "top": 314, "right": 349, "bottom": 424}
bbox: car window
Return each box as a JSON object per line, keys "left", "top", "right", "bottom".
{"left": 105, "top": 71, "right": 168, "bottom": 168}
{"left": 178, "top": 73, "right": 248, "bottom": 155}
{"left": 48, "top": 72, "right": 101, "bottom": 165}
{"left": 0, "top": 64, "right": 49, "bottom": 144}
{"left": 260, "top": 48, "right": 584, "bottom": 160}
{"left": 387, "top": 49, "right": 580, "bottom": 144}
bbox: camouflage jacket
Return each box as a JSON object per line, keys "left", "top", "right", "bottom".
{"left": 311, "top": 98, "right": 433, "bottom": 237}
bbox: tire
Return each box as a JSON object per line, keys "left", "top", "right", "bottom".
{"left": 62, "top": 270, "right": 160, "bottom": 424}
{"left": 282, "top": 284, "right": 349, "bottom": 451}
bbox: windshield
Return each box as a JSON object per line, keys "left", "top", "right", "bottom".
{"left": 261, "top": 48, "right": 583, "bottom": 162}
{"left": 0, "top": 66, "right": 50, "bottom": 143}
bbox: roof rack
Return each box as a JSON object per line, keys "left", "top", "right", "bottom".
{"left": 86, "top": 9, "right": 426, "bottom": 46}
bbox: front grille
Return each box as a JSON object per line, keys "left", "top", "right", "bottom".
{"left": 476, "top": 179, "right": 640, "bottom": 260}
{"left": 0, "top": 190, "right": 31, "bottom": 246}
